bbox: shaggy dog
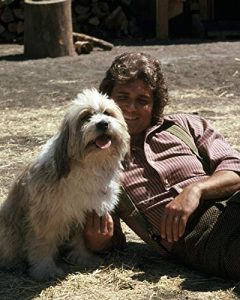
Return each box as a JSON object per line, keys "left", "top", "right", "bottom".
{"left": 0, "top": 89, "right": 130, "bottom": 281}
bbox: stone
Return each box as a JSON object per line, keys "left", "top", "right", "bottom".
{"left": 1, "top": 7, "right": 15, "bottom": 23}
{"left": 88, "top": 16, "right": 100, "bottom": 26}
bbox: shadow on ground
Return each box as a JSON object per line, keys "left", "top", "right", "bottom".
{"left": 106, "top": 242, "right": 240, "bottom": 296}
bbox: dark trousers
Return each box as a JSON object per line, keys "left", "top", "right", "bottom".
{"left": 172, "top": 192, "right": 240, "bottom": 280}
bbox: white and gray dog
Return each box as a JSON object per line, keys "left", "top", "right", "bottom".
{"left": 0, "top": 89, "right": 130, "bottom": 281}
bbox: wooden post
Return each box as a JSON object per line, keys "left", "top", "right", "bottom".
{"left": 24, "top": 0, "right": 75, "bottom": 59}
{"left": 156, "top": 0, "right": 169, "bottom": 39}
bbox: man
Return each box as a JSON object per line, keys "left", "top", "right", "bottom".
{"left": 84, "top": 52, "right": 240, "bottom": 280}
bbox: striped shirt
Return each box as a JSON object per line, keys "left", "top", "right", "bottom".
{"left": 122, "top": 114, "right": 240, "bottom": 236}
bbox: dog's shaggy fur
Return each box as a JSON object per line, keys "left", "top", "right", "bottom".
{"left": 0, "top": 89, "right": 130, "bottom": 281}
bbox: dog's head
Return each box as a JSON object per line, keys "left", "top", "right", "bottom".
{"left": 54, "top": 89, "right": 130, "bottom": 178}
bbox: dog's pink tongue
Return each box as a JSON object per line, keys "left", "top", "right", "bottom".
{"left": 95, "top": 135, "right": 111, "bottom": 149}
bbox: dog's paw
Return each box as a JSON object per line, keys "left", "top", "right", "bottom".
{"left": 65, "top": 251, "right": 103, "bottom": 269}
{"left": 29, "top": 260, "right": 65, "bottom": 281}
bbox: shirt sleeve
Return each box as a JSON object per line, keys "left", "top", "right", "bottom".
{"left": 169, "top": 114, "right": 240, "bottom": 174}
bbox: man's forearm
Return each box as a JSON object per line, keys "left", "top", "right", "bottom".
{"left": 194, "top": 170, "right": 240, "bottom": 200}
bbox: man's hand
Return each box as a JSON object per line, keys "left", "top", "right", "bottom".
{"left": 84, "top": 211, "right": 114, "bottom": 252}
{"left": 160, "top": 184, "right": 202, "bottom": 243}
{"left": 160, "top": 170, "right": 240, "bottom": 243}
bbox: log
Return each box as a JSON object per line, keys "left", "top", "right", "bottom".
{"left": 73, "top": 32, "right": 113, "bottom": 51}
{"left": 74, "top": 40, "right": 93, "bottom": 55}
{"left": 24, "top": 0, "right": 75, "bottom": 59}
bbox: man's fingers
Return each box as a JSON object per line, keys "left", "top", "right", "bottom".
{"left": 178, "top": 216, "right": 187, "bottom": 238}
{"left": 100, "top": 213, "right": 114, "bottom": 235}
{"left": 160, "top": 213, "right": 167, "bottom": 240}
{"left": 160, "top": 213, "right": 184, "bottom": 242}
{"left": 85, "top": 211, "right": 114, "bottom": 235}
{"left": 172, "top": 215, "right": 180, "bottom": 242}
{"left": 161, "top": 213, "right": 175, "bottom": 242}
{"left": 165, "top": 214, "right": 174, "bottom": 242}
{"left": 106, "top": 214, "right": 114, "bottom": 235}
{"left": 100, "top": 215, "right": 108, "bottom": 234}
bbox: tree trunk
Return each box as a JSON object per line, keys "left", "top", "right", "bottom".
{"left": 24, "top": 0, "right": 75, "bottom": 59}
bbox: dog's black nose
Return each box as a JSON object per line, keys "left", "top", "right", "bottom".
{"left": 96, "top": 120, "right": 109, "bottom": 131}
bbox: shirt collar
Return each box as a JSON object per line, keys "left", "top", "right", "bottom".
{"left": 145, "top": 116, "right": 165, "bottom": 137}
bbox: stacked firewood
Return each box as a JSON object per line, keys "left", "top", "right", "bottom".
{"left": 72, "top": 0, "right": 131, "bottom": 39}
{"left": 0, "top": 0, "right": 155, "bottom": 43}
{"left": 0, "top": 0, "right": 24, "bottom": 42}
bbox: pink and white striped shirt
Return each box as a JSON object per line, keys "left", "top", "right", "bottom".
{"left": 122, "top": 114, "right": 240, "bottom": 236}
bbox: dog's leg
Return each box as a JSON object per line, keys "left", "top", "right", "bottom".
{"left": 0, "top": 222, "right": 24, "bottom": 268}
{"left": 0, "top": 180, "right": 28, "bottom": 268}
{"left": 0, "top": 201, "right": 26, "bottom": 268}
{"left": 27, "top": 232, "right": 64, "bottom": 281}
{"left": 65, "top": 227, "right": 103, "bottom": 269}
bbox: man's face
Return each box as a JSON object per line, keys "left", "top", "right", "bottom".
{"left": 111, "top": 80, "right": 154, "bottom": 137}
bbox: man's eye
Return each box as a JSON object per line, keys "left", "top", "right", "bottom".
{"left": 139, "top": 99, "right": 149, "bottom": 106}
{"left": 117, "top": 96, "right": 128, "bottom": 101}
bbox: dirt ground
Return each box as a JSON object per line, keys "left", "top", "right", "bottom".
{"left": 0, "top": 40, "right": 240, "bottom": 300}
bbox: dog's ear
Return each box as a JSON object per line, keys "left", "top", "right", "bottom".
{"left": 54, "top": 121, "right": 71, "bottom": 179}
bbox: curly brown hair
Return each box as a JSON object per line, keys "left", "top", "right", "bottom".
{"left": 99, "top": 52, "right": 169, "bottom": 124}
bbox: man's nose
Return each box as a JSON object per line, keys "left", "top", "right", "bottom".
{"left": 124, "top": 101, "right": 137, "bottom": 111}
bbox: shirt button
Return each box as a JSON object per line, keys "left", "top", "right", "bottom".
{"left": 164, "top": 179, "right": 170, "bottom": 189}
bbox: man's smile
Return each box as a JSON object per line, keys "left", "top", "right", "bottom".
{"left": 124, "top": 115, "right": 138, "bottom": 121}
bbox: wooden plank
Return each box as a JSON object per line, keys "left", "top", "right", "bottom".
{"left": 209, "top": 0, "right": 214, "bottom": 20}
{"left": 199, "top": 0, "right": 208, "bottom": 19}
{"left": 199, "top": 0, "right": 215, "bottom": 20}
{"left": 168, "top": 0, "right": 183, "bottom": 20}
{"left": 156, "top": 0, "right": 169, "bottom": 39}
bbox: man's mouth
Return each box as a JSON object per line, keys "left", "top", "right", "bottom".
{"left": 94, "top": 134, "right": 112, "bottom": 149}
{"left": 124, "top": 115, "right": 137, "bottom": 121}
